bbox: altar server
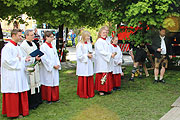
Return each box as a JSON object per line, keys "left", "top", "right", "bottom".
{"left": 1, "top": 29, "right": 30, "bottom": 118}
{"left": 111, "top": 36, "right": 123, "bottom": 90}
{"left": 76, "top": 31, "right": 95, "bottom": 98}
{"left": 94, "top": 27, "right": 116, "bottom": 96}
{"left": 39, "top": 31, "right": 61, "bottom": 103}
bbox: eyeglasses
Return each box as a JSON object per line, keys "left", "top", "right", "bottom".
{"left": 49, "top": 36, "right": 54, "bottom": 38}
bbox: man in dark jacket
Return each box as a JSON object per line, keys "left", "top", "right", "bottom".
{"left": 152, "top": 28, "right": 172, "bottom": 83}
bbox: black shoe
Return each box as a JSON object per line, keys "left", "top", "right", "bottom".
{"left": 116, "top": 87, "right": 121, "bottom": 91}
{"left": 129, "top": 77, "right": 134, "bottom": 82}
{"left": 153, "top": 80, "right": 159, "bottom": 84}
{"left": 104, "top": 91, "right": 112, "bottom": 95}
{"left": 53, "top": 100, "right": 60, "bottom": 103}
{"left": 46, "top": 101, "right": 52, "bottom": 104}
{"left": 159, "top": 79, "right": 165, "bottom": 83}
{"left": 113, "top": 87, "right": 117, "bottom": 91}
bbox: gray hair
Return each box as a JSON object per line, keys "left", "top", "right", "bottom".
{"left": 24, "top": 29, "right": 33, "bottom": 38}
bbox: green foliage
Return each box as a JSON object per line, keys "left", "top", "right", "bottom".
{"left": 0, "top": 0, "right": 179, "bottom": 45}
{"left": 22, "top": 0, "right": 107, "bottom": 28}
{"left": 84, "top": 26, "right": 102, "bottom": 42}
{"left": 0, "top": 0, "right": 107, "bottom": 28}
{"left": 101, "top": 0, "right": 180, "bottom": 43}
{"left": 104, "top": 0, "right": 180, "bottom": 28}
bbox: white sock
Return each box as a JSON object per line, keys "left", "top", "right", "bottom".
{"left": 160, "top": 76, "right": 163, "bottom": 80}
{"left": 155, "top": 76, "right": 158, "bottom": 80}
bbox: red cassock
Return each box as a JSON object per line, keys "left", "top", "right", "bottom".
{"left": 41, "top": 85, "right": 59, "bottom": 102}
{"left": 2, "top": 91, "right": 29, "bottom": 117}
{"left": 77, "top": 76, "right": 95, "bottom": 98}
{"left": 112, "top": 74, "right": 121, "bottom": 87}
{"left": 95, "top": 73, "right": 113, "bottom": 92}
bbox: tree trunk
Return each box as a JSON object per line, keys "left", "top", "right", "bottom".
{"left": 56, "top": 24, "right": 64, "bottom": 50}
{"left": 0, "top": 23, "right": 3, "bottom": 39}
{"left": 0, "top": 23, "right": 4, "bottom": 90}
{"left": 66, "top": 27, "right": 68, "bottom": 44}
{"left": 0, "top": 23, "right": 5, "bottom": 66}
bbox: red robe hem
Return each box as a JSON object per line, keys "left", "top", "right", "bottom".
{"left": 112, "top": 74, "right": 121, "bottom": 87}
{"left": 77, "top": 76, "right": 95, "bottom": 98}
{"left": 41, "top": 85, "right": 59, "bottom": 102}
{"left": 2, "top": 91, "right": 29, "bottom": 117}
{"left": 95, "top": 72, "right": 113, "bottom": 92}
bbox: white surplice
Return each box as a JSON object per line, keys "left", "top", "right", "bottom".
{"left": 106, "top": 36, "right": 114, "bottom": 72}
{"left": 1, "top": 42, "right": 29, "bottom": 93}
{"left": 39, "top": 43, "right": 61, "bottom": 87}
{"left": 110, "top": 44, "right": 123, "bottom": 74}
{"left": 106, "top": 36, "right": 112, "bottom": 44}
{"left": 94, "top": 38, "right": 112, "bottom": 73}
{"left": 76, "top": 42, "right": 94, "bottom": 76}
{"left": 20, "top": 40, "right": 41, "bottom": 94}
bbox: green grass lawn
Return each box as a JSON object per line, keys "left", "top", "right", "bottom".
{"left": 0, "top": 66, "right": 180, "bottom": 120}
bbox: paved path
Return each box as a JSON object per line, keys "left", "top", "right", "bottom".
{"left": 66, "top": 47, "right": 133, "bottom": 65}
{"left": 160, "top": 97, "right": 180, "bottom": 120}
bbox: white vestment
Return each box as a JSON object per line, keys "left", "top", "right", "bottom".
{"left": 20, "top": 40, "right": 41, "bottom": 94}
{"left": 39, "top": 43, "right": 61, "bottom": 87}
{"left": 111, "top": 44, "right": 123, "bottom": 74}
{"left": 1, "top": 42, "right": 29, "bottom": 93}
{"left": 107, "top": 37, "right": 113, "bottom": 72}
{"left": 94, "top": 38, "right": 112, "bottom": 73}
{"left": 76, "top": 42, "right": 94, "bottom": 76}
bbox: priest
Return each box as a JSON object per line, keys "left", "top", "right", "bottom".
{"left": 20, "top": 29, "right": 42, "bottom": 110}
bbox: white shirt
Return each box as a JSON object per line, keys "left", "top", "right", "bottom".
{"left": 39, "top": 43, "right": 61, "bottom": 86}
{"left": 160, "top": 36, "right": 166, "bottom": 55}
{"left": 76, "top": 42, "right": 94, "bottom": 76}
{"left": 1, "top": 42, "right": 29, "bottom": 93}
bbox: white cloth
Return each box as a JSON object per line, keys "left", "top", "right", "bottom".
{"left": 111, "top": 44, "right": 123, "bottom": 74}
{"left": 1, "top": 42, "right": 29, "bottom": 93}
{"left": 39, "top": 43, "right": 61, "bottom": 86}
{"left": 94, "top": 38, "right": 112, "bottom": 73}
{"left": 106, "top": 36, "right": 112, "bottom": 44}
{"left": 76, "top": 42, "right": 94, "bottom": 76}
{"left": 160, "top": 36, "right": 166, "bottom": 55}
{"left": 106, "top": 36, "right": 113, "bottom": 72}
{"left": 20, "top": 40, "right": 41, "bottom": 94}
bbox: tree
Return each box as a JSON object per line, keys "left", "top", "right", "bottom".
{"left": 21, "top": 0, "right": 107, "bottom": 49}
{"left": 101, "top": 0, "right": 179, "bottom": 27}
{"left": 22, "top": 0, "right": 106, "bottom": 27}
{"left": 100, "top": 0, "right": 180, "bottom": 44}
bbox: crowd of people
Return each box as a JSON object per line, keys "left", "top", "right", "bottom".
{"left": 0, "top": 26, "right": 172, "bottom": 118}
{"left": 76, "top": 27, "right": 123, "bottom": 97}
{"left": 129, "top": 28, "right": 172, "bottom": 83}
{"left": 1, "top": 29, "right": 60, "bottom": 118}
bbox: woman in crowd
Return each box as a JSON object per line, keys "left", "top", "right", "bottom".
{"left": 94, "top": 27, "right": 116, "bottom": 96}
{"left": 76, "top": 31, "right": 95, "bottom": 98}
